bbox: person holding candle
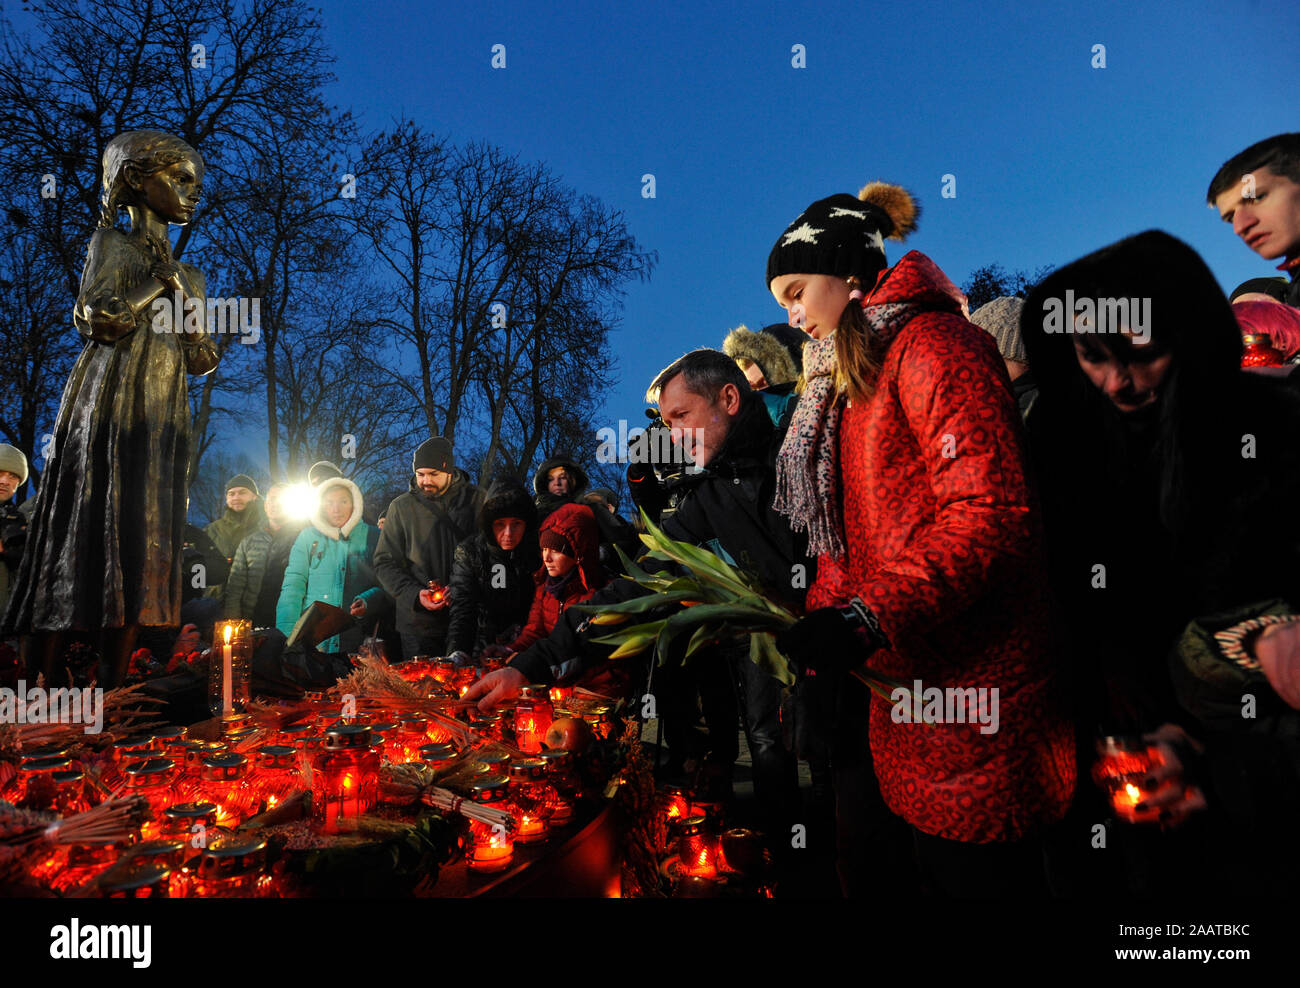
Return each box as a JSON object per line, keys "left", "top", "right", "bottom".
{"left": 1020, "top": 230, "right": 1300, "bottom": 895}
{"left": 372, "top": 437, "right": 479, "bottom": 658}
{"left": 276, "top": 476, "right": 391, "bottom": 656}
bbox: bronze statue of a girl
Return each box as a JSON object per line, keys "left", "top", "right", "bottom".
{"left": 4, "top": 130, "right": 218, "bottom": 686}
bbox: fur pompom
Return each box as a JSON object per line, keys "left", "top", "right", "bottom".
{"left": 857, "top": 181, "right": 919, "bottom": 241}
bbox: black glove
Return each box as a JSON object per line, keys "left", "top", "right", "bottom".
{"left": 776, "top": 598, "right": 889, "bottom": 678}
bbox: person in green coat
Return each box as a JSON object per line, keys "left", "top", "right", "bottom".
{"left": 205, "top": 474, "right": 266, "bottom": 562}
{"left": 276, "top": 476, "right": 391, "bottom": 655}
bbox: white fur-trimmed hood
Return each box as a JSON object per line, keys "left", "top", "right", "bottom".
{"left": 312, "top": 476, "right": 365, "bottom": 540}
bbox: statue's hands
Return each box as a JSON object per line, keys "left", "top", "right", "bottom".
{"left": 151, "top": 259, "right": 185, "bottom": 295}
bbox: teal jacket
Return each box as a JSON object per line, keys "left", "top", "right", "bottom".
{"left": 276, "top": 477, "right": 391, "bottom": 654}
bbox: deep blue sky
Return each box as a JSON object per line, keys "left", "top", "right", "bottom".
{"left": 310, "top": 0, "right": 1298, "bottom": 432}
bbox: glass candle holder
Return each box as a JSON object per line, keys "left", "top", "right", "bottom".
{"left": 52, "top": 768, "right": 91, "bottom": 818}
{"left": 548, "top": 685, "right": 574, "bottom": 705}
{"left": 198, "top": 752, "right": 257, "bottom": 827}
{"left": 16, "top": 755, "right": 73, "bottom": 811}
{"left": 540, "top": 749, "right": 577, "bottom": 826}
{"left": 1093, "top": 736, "right": 1163, "bottom": 819}
{"left": 659, "top": 785, "right": 692, "bottom": 825}
{"left": 514, "top": 685, "right": 554, "bottom": 754}
{"left": 310, "top": 725, "right": 380, "bottom": 835}
{"left": 253, "top": 744, "right": 303, "bottom": 811}
{"left": 466, "top": 774, "right": 515, "bottom": 874}
{"left": 451, "top": 664, "right": 477, "bottom": 697}
{"left": 467, "top": 709, "right": 505, "bottom": 742}
{"left": 418, "top": 743, "right": 459, "bottom": 774}
{"left": 675, "top": 816, "right": 718, "bottom": 878}
{"left": 148, "top": 725, "right": 187, "bottom": 748}
{"left": 475, "top": 750, "right": 512, "bottom": 776}
{"left": 161, "top": 802, "right": 219, "bottom": 844}
{"left": 507, "top": 758, "right": 557, "bottom": 844}
{"left": 1242, "top": 333, "right": 1284, "bottom": 368}
{"left": 583, "top": 704, "right": 615, "bottom": 740}
{"left": 97, "top": 860, "right": 172, "bottom": 899}
{"left": 480, "top": 655, "right": 505, "bottom": 674}
{"left": 274, "top": 721, "right": 317, "bottom": 750}
{"left": 111, "top": 734, "right": 158, "bottom": 765}
{"left": 177, "top": 741, "right": 228, "bottom": 798}
{"left": 432, "top": 658, "right": 456, "bottom": 686}
{"left": 367, "top": 721, "right": 399, "bottom": 753}
{"left": 191, "top": 835, "right": 269, "bottom": 898}
{"left": 123, "top": 838, "right": 189, "bottom": 872}
{"left": 123, "top": 757, "right": 179, "bottom": 833}
{"left": 209, "top": 619, "right": 253, "bottom": 717}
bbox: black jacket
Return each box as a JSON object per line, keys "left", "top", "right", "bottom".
{"left": 1023, "top": 231, "right": 1300, "bottom": 893}
{"left": 510, "top": 394, "right": 814, "bottom": 683}
{"left": 372, "top": 469, "right": 479, "bottom": 639}
{"left": 445, "top": 482, "right": 540, "bottom": 656}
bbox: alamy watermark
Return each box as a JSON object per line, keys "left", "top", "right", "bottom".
{"left": 0, "top": 681, "right": 104, "bottom": 734}
{"left": 595, "top": 419, "right": 702, "bottom": 472}
{"left": 150, "top": 290, "right": 261, "bottom": 345}
{"left": 891, "top": 679, "right": 1000, "bottom": 735}
{"left": 1041, "top": 292, "right": 1151, "bottom": 345}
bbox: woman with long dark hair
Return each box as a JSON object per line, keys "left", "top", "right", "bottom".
{"left": 1022, "top": 229, "right": 1300, "bottom": 894}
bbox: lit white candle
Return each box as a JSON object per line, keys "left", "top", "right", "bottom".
{"left": 222, "top": 624, "right": 233, "bottom": 716}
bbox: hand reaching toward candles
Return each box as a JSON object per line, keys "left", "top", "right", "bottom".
{"left": 350, "top": 597, "right": 367, "bottom": 618}
{"left": 462, "top": 666, "right": 527, "bottom": 711}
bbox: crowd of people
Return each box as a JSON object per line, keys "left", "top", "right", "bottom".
{"left": 2, "top": 130, "right": 1300, "bottom": 897}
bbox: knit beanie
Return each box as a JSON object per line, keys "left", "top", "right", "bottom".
{"left": 969, "top": 296, "right": 1029, "bottom": 365}
{"left": 226, "top": 473, "right": 260, "bottom": 497}
{"left": 766, "top": 182, "right": 919, "bottom": 289}
{"left": 413, "top": 437, "right": 454, "bottom": 473}
{"left": 308, "top": 460, "right": 343, "bottom": 486}
{"left": 0, "top": 444, "right": 28, "bottom": 485}
{"left": 539, "top": 529, "right": 574, "bottom": 556}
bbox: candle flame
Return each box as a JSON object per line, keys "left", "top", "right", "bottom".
{"left": 1124, "top": 783, "right": 1141, "bottom": 802}
{"left": 223, "top": 624, "right": 232, "bottom": 645}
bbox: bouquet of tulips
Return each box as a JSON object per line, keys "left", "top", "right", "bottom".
{"left": 574, "top": 510, "right": 911, "bottom": 704}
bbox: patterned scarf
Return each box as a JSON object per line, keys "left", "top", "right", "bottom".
{"left": 773, "top": 299, "right": 924, "bottom": 560}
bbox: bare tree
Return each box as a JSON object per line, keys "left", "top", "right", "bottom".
{"left": 0, "top": 0, "right": 347, "bottom": 486}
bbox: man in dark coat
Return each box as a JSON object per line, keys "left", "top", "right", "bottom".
{"left": 444, "top": 480, "right": 540, "bottom": 663}
{"left": 0, "top": 445, "right": 31, "bottom": 622}
{"left": 468, "top": 350, "right": 809, "bottom": 840}
{"left": 373, "top": 437, "right": 479, "bottom": 657}
{"left": 205, "top": 474, "right": 265, "bottom": 563}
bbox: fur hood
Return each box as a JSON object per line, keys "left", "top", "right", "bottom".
{"left": 532, "top": 456, "right": 589, "bottom": 496}
{"left": 722, "top": 325, "right": 799, "bottom": 387}
{"left": 478, "top": 480, "right": 539, "bottom": 541}
{"left": 312, "top": 476, "right": 365, "bottom": 540}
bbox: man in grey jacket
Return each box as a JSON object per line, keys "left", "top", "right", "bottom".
{"left": 372, "top": 437, "right": 479, "bottom": 657}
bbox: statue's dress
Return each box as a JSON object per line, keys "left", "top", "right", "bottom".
{"left": 4, "top": 228, "right": 217, "bottom": 632}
